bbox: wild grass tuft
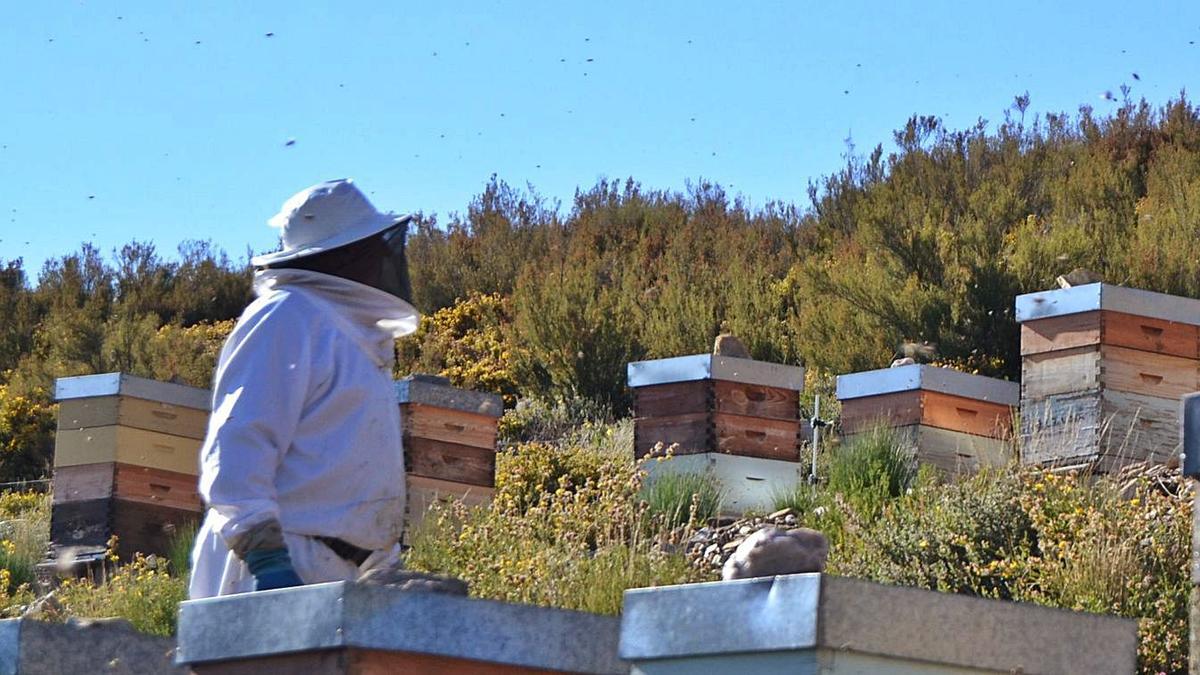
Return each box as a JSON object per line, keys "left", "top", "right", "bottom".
{"left": 641, "top": 470, "right": 724, "bottom": 530}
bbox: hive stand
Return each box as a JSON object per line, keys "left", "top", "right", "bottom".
{"left": 1016, "top": 283, "right": 1200, "bottom": 471}
{"left": 628, "top": 355, "right": 807, "bottom": 514}
{"left": 397, "top": 375, "right": 502, "bottom": 537}
{"left": 49, "top": 373, "right": 208, "bottom": 566}
{"left": 836, "top": 364, "right": 1018, "bottom": 476}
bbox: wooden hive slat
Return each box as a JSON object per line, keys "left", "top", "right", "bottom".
{"left": 1099, "top": 344, "right": 1200, "bottom": 399}
{"left": 1020, "top": 390, "right": 1180, "bottom": 470}
{"left": 633, "top": 412, "right": 711, "bottom": 458}
{"left": 53, "top": 426, "right": 201, "bottom": 475}
{"left": 632, "top": 381, "right": 712, "bottom": 418}
{"left": 919, "top": 390, "right": 1014, "bottom": 439}
{"left": 52, "top": 463, "right": 117, "bottom": 504}
{"left": 400, "top": 403, "right": 498, "bottom": 450}
{"left": 711, "top": 413, "right": 802, "bottom": 461}
{"left": 1020, "top": 310, "right": 1200, "bottom": 359}
{"left": 847, "top": 425, "right": 1012, "bottom": 477}
{"left": 50, "top": 497, "right": 199, "bottom": 558}
{"left": 405, "top": 437, "right": 495, "bottom": 487}
{"left": 405, "top": 475, "right": 494, "bottom": 540}
{"left": 57, "top": 395, "right": 210, "bottom": 440}
{"left": 112, "top": 464, "right": 202, "bottom": 512}
{"left": 840, "top": 390, "right": 924, "bottom": 434}
{"left": 1021, "top": 345, "right": 1102, "bottom": 400}
{"left": 711, "top": 380, "right": 799, "bottom": 420}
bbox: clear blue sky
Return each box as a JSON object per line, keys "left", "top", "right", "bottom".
{"left": 2, "top": 2, "right": 1198, "bottom": 279}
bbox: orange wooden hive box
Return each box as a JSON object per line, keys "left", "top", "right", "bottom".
{"left": 836, "top": 365, "right": 1018, "bottom": 476}
{"left": 397, "top": 375, "right": 502, "bottom": 533}
{"left": 1016, "top": 283, "right": 1200, "bottom": 471}
{"left": 50, "top": 373, "right": 208, "bottom": 563}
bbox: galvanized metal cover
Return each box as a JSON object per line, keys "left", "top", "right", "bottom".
{"left": 621, "top": 574, "right": 1137, "bottom": 675}
{"left": 54, "top": 373, "right": 212, "bottom": 411}
{"left": 395, "top": 377, "right": 504, "bottom": 417}
{"left": 177, "top": 581, "right": 625, "bottom": 674}
{"left": 627, "top": 354, "right": 805, "bottom": 391}
{"left": 1182, "top": 393, "right": 1200, "bottom": 478}
{"left": 1015, "top": 282, "right": 1200, "bottom": 326}
{"left": 835, "top": 364, "right": 1018, "bottom": 404}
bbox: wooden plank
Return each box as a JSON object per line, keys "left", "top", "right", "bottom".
{"left": 57, "top": 395, "right": 210, "bottom": 439}
{"left": 839, "top": 390, "right": 923, "bottom": 434}
{"left": 1020, "top": 392, "right": 1103, "bottom": 467}
{"left": 53, "top": 426, "right": 201, "bottom": 475}
{"left": 1020, "top": 311, "right": 1102, "bottom": 356}
{"left": 644, "top": 452, "right": 803, "bottom": 516}
{"left": 633, "top": 381, "right": 711, "bottom": 418}
{"left": 50, "top": 499, "right": 112, "bottom": 548}
{"left": 712, "top": 413, "right": 802, "bottom": 461}
{"left": 52, "top": 463, "right": 116, "bottom": 504}
{"left": 712, "top": 380, "right": 799, "bottom": 420}
{"left": 1102, "top": 310, "right": 1200, "bottom": 359}
{"left": 110, "top": 499, "right": 199, "bottom": 558}
{"left": 113, "top": 464, "right": 202, "bottom": 512}
{"left": 405, "top": 437, "right": 495, "bottom": 487}
{"left": 914, "top": 426, "right": 1012, "bottom": 476}
{"left": 1100, "top": 344, "right": 1200, "bottom": 399}
{"left": 920, "top": 390, "right": 1013, "bottom": 438}
{"left": 400, "top": 403, "right": 497, "bottom": 449}
{"left": 634, "top": 413, "right": 710, "bottom": 457}
{"left": 1020, "top": 345, "right": 1101, "bottom": 399}
{"left": 1099, "top": 390, "right": 1180, "bottom": 466}
{"left": 405, "top": 476, "right": 494, "bottom": 538}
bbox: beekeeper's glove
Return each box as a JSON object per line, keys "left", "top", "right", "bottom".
{"left": 244, "top": 547, "right": 304, "bottom": 591}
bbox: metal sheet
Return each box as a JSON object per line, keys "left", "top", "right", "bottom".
{"left": 55, "top": 373, "right": 211, "bottom": 411}
{"left": 627, "top": 354, "right": 805, "bottom": 390}
{"left": 835, "top": 365, "right": 1018, "bottom": 404}
{"left": 620, "top": 574, "right": 821, "bottom": 660}
{"left": 395, "top": 378, "right": 503, "bottom": 417}
{"left": 177, "top": 581, "right": 626, "bottom": 674}
{"left": 1183, "top": 392, "right": 1200, "bottom": 477}
{"left": 1016, "top": 283, "right": 1200, "bottom": 326}
{"left": 0, "top": 620, "right": 19, "bottom": 675}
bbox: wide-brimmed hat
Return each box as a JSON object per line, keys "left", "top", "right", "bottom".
{"left": 251, "top": 179, "right": 412, "bottom": 267}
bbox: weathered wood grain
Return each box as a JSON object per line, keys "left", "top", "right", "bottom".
{"left": 1020, "top": 311, "right": 1102, "bottom": 356}
{"left": 839, "top": 390, "right": 925, "bottom": 434}
{"left": 1021, "top": 345, "right": 1102, "bottom": 399}
{"left": 634, "top": 413, "right": 710, "bottom": 457}
{"left": 1020, "top": 390, "right": 1180, "bottom": 470}
{"left": 1102, "top": 310, "right": 1200, "bottom": 359}
{"left": 920, "top": 390, "right": 1014, "bottom": 438}
{"left": 846, "top": 424, "right": 1012, "bottom": 477}
{"left": 1100, "top": 344, "right": 1200, "bottom": 399}
{"left": 52, "top": 463, "right": 116, "bottom": 504}
{"left": 57, "top": 395, "right": 210, "bottom": 439}
{"left": 405, "top": 476, "right": 494, "bottom": 539}
{"left": 633, "top": 381, "right": 711, "bottom": 418}
{"left": 113, "top": 464, "right": 202, "bottom": 512}
{"left": 400, "top": 404, "right": 497, "bottom": 449}
{"left": 712, "top": 413, "right": 802, "bottom": 461}
{"left": 405, "top": 437, "right": 495, "bottom": 487}
{"left": 711, "top": 380, "right": 799, "bottom": 420}
{"left": 53, "top": 426, "right": 201, "bottom": 475}
{"left": 50, "top": 497, "right": 198, "bottom": 558}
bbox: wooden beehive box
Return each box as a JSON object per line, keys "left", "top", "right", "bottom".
{"left": 50, "top": 373, "right": 208, "bottom": 561}
{"left": 397, "top": 375, "right": 502, "bottom": 532}
{"left": 1016, "top": 283, "right": 1200, "bottom": 471}
{"left": 836, "top": 365, "right": 1018, "bottom": 475}
{"left": 629, "top": 355, "right": 806, "bottom": 515}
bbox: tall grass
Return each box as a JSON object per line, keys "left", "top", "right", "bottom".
{"left": 641, "top": 470, "right": 724, "bottom": 530}
{"left": 825, "top": 425, "right": 917, "bottom": 517}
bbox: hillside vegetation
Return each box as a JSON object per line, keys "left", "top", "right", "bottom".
{"left": 0, "top": 95, "right": 1196, "bottom": 672}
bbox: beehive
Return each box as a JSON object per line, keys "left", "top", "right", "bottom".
{"left": 1016, "top": 283, "right": 1200, "bottom": 471}
{"left": 628, "top": 355, "right": 807, "bottom": 514}
{"left": 50, "top": 373, "right": 208, "bottom": 561}
{"left": 397, "top": 375, "right": 502, "bottom": 533}
{"left": 836, "top": 365, "right": 1018, "bottom": 475}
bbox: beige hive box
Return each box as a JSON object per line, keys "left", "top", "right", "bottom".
{"left": 628, "top": 354, "right": 808, "bottom": 514}
{"left": 1016, "top": 283, "right": 1200, "bottom": 471}
{"left": 50, "top": 373, "right": 209, "bottom": 561}
{"left": 397, "top": 375, "right": 502, "bottom": 535}
{"left": 836, "top": 364, "right": 1018, "bottom": 476}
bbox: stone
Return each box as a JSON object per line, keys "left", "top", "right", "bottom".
{"left": 721, "top": 526, "right": 830, "bottom": 580}
{"left": 712, "top": 334, "right": 751, "bottom": 359}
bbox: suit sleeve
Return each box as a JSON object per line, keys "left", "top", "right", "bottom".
{"left": 198, "top": 295, "right": 314, "bottom": 547}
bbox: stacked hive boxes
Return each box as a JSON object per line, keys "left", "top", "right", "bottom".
{"left": 836, "top": 364, "right": 1018, "bottom": 475}
{"left": 51, "top": 373, "right": 207, "bottom": 560}
{"left": 397, "top": 375, "right": 502, "bottom": 534}
{"left": 1017, "top": 283, "right": 1200, "bottom": 471}
{"left": 628, "top": 354, "right": 807, "bottom": 514}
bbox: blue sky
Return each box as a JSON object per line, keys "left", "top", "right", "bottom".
{"left": 2, "top": 1, "right": 1198, "bottom": 278}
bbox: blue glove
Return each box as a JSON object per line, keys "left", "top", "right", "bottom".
{"left": 244, "top": 547, "right": 304, "bottom": 591}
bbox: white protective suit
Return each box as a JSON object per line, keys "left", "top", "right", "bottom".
{"left": 189, "top": 268, "right": 419, "bottom": 599}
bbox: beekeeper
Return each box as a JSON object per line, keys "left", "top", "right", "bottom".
{"left": 189, "top": 179, "right": 419, "bottom": 598}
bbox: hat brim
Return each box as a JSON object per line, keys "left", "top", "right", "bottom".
{"left": 251, "top": 213, "right": 413, "bottom": 267}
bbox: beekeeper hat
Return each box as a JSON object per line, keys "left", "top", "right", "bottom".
{"left": 251, "top": 178, "right": 413, "bottom": 267}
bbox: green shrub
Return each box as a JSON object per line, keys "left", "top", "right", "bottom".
{"left": 825, "top": 425, "right": 917, "bottom": 518}
{"left": 53, "top": 550, "right": 187, "bottom": 636}
{"left": 641, "top": 470, "right": 724, "bottom": 530}
{"left": 497, "top": 396, "right": 613, "bottom": 448}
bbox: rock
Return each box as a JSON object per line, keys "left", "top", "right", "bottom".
{"left": 713, "top": 333, "right": 751, "bottom": 359}
{"left": 721, "top": 526, "right": 830, "bottom": 581}
{"left": 766, "top": 509, "right": 793, "bottom": 520}
{"left": 1056, "top": 267, "right": 1103, "bottom": 289}
{"left": 890, "top": 357, "right": 916, "bottom": 368}
{"left": 784, "top": 514, "right": 797, "bottom": 526}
